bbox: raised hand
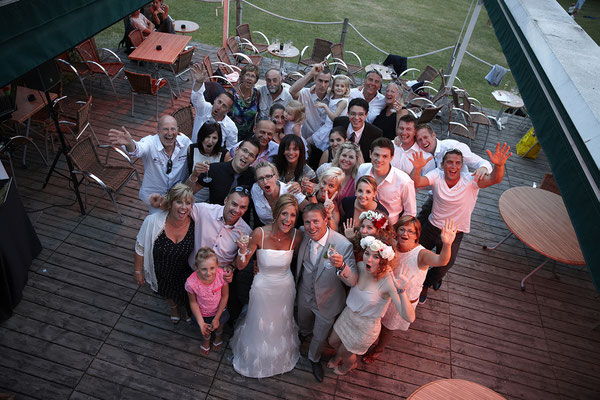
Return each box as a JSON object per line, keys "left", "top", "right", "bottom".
{"left": 323, "top": 191, "right": 337, "bottom": 216}
{"left": 235, "top": 230, "right": 249, "bottom": 255}
{"left": 393, "top": 263, "right": 415, "bottom": 290}
{"left": 192, "top": 161, "right": 209, "bottom": 179}
{"left": 311, "top": 62, "right": 325, "bottom": 76}
{"left": 440, "top": 219, "right": 457, "bottom": 245}
{"left": 108, "top": 126, "right": 133, "bottom": 147}
{"left": 343, "top": 218, "right": 356, "bottom": 240}
{"left": 471, "top": 166, "right": 488, "bottom": 182}
{"left": 191, "top": 63, "right": 207, "bottom": 83}
{"left": 409, "top": 151, "right": 433, "bottom": 170}
{"left": 148, "top": 193, "right": 164, "bottom": 209}
{"left": 486, "top": 142, "right": 512, "bottom": 166}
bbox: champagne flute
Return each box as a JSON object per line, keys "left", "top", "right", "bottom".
{"left": 201, "top": 161, "right": 212, "bottom": 184}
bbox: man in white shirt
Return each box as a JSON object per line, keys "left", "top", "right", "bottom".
{"left": 415, "top": 124, "right": 493, "bottom": 224}
{"left": 190, "top": 64, "right": 237, "bottom": 149}
{"left": 391, "top": 114, "right": 420, "bottom": 174}
{"left": 258, "top": 69, "right": 292, "bottom": 119}
{"left": 356, "top": 137, "right": 417, "bottom": 225}
{"left": 410, "top": 143, "right": 512, "bottom": 303}
{"left": 290, "top": 62, "right": 331, "bottom": 166}
{"left": 349, "top": 69, "right": 386, "bottom": 123}
{"left": 108, "top": 115, "right": 190, "bottom": 214}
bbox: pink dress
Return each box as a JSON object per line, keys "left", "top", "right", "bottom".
{"left": 184, "top": 268, "right": 226, "bottom": 317}
{"left": 337, "top": 177, "right": 355, "bottom": 208}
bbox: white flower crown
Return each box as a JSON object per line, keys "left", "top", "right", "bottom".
{"left": 360, "top": 236, "right": 395, "bottom": 261}
{"left": 359, "top": 210, "right": 388, "bottom": 229}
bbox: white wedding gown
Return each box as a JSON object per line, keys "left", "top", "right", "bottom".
{"left": 231, "top": 230, "right": 300, "bottom": 378}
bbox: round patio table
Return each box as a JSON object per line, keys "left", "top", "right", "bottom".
{"left": 174, "top": 20, "right": 199, "bottom": 34}
{"left": 267, "top": 43, "right": 299, "bottom": 74}
{"left": 407, "top": 379, "right": 506, "bottom": 400}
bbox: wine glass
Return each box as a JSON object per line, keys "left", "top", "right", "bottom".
{"left": 201, "top": 161, "right": 212, "bottom": 184}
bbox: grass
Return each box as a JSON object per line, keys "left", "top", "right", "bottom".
{"left": 95, "top": 0, "right": 599, "bottom": 109}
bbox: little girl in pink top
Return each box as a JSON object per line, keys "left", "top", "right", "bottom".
{"left": 185, "top": 248, "right": 229, "bottom": 355}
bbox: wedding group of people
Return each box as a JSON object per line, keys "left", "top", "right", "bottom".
{"left": 116, "top": 59, "right": 512, "bottom": 382}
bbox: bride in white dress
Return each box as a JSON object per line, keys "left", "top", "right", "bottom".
{"left": 231, "top": 194, "right": 303, "bottom": 378}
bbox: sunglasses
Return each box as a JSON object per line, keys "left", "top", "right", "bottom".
{"left": 166, "top": 158, "right": 173, "bottom": 174}
{"left": 231, "top": 186, "right": 250, "bottom": 195}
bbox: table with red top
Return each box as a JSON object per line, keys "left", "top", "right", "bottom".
{"left": 128, "top": 31, "right": 191, "bottom": 66}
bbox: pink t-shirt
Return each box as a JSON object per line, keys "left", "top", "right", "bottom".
{"left": 184, "top": 268, "right": 226, "bottom": 317}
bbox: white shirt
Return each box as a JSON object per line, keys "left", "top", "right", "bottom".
{"left": 422, "top": 138, "right": 492, "bottom": 175}
{"left": 392, "top": 141, "right": 420, "bottom": 175}
{"left": 189, "top": 202, "right": 252, "bottom": 267}
{"left": 251, "top": 182, "right": 306, "bottom": 225}
{"left": 298, "top": 87, "right": 330, "bottom": 140}
{"left": 425, "top": 169, "right": 479, "bottom": 233}
{"left": 128, "top": 134, "right": 190, "bottom": 204}
{"left": 350, "top": 88, "right": 386, "bottom": 124}
{"left": 347, "top": 124, "right": 365, "bottom": 144}
{"left": 190, "top": 83, "right": 237, "bottom": 149}
{"left": 258, "top": 84, "right": 292, "bottom": 119}
{"left": 356, "top": 163, "right": 417, "bottom": 225}
{"left": 307, "top": 228, "right": 330, "bottom": 271}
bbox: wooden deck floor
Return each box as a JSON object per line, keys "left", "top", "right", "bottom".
{"left": 1, "top": 41, "right": 599, "bottom": 400}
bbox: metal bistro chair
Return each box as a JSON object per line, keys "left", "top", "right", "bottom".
{"left": 329, "top": 43, "right": 363, "bottom": 82}
{"left": 236, "top": 23, "right": 269, "bottom": 53}
{"left": 448, "top": 121, "right": 477, "bottom": 147}
{"left": 0, "top": 135, "right": 48, "bottom": 190}
{"left": 227, "top": 36, "right": 262, "bottom": 66}
{"left": 202, "top": 55, "right": 235, "bottom": 88}
{"left": 75, "top": 38, "right": 124, "bottom": 95}
{"left": 417, "top": 104, "right": 444, "bottom": 127}
{"left": 163, "top": 46, "right": 195, "bottom": 96}
{"left": 43, "top": 96, "right": 100, "bottom": 159}
{"left": 298, "top": 38, "right": 333, "bottom": 70}
{"left": 56, "top": 54, "right": 89, "bottom": 98}
{"left": 172, "top": 105, "right": 194, "bottom": 139}
{"left": 124, "top": 70, "right": 173, "bottom": 121}
{"left": 128, "top": 29, "right": 145, "bottom": 49}
{"left": 67, "top": 136, "right": 140, "bottom": 223}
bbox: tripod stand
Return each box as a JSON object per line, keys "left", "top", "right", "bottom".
{"left": 42, "top": 90, "right": 86, "bottom": 215}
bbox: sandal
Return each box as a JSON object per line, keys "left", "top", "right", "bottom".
{"left": 169, "top": 305, "right": 180, "bottom": 324}
{"left": 333, "top": 362, "right": 358, "bottom": 376}
{"left": 212, "top": 337, "right": 223, "bottom": 351}
{"left": 200, "top": 336, "right": 211, "bottom": 355}
{"left": 362, "top": 349, "right": 383, "bottom": 365}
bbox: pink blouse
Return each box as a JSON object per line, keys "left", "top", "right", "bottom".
{"left": 337, "top": 177, "right": 355, "bottom": 207}
{"left": 184, "top": 268, "right": 226, "bottom": 317}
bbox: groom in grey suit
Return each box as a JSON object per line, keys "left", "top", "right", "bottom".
{"left": 295, "top": 203, "right": 358, "bottom": 382}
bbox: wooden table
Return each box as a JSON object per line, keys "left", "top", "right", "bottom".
{"left": 365, "top": 64, "right": 395, "bottom": 81}
{"left": 9, "top": 86, "right": 57, "bottom": 165}
{"left": 408, "top": 379, "right": 505, "bottom": 399}
{"left": 491, "top": 89, "right": 524, "bottom": 130}
{"left": 484, "top": 186, "right": 585, "bottom": 290}
{"left": 173, "top": 20, "right": 199, "bottom": 34}
{"left": 128, "top": 32, "right": 191, "bottom": 65}
{"left": 267, "top": 43, "right": 299, "bottom": 74}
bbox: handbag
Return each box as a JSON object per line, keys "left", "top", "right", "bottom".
{"left": 516, "top": 127, "right": 540, "bottom": 159}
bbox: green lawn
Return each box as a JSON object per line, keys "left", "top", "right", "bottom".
{"left": 95, "top": 0, "right": 599, "bottom": 109}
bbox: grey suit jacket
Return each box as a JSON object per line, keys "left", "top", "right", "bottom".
{"left": 295, "top": 228, "right": 358, "bottom": 319}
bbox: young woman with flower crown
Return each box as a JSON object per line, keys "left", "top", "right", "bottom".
{"left": 362, "top": 217, "right": 457, "bottom": 364}
{"left": 327, "top": 235, "right": 415, "bottom": 376}
{"left": 343, "top": 210, "right": 394, "bottom": 262}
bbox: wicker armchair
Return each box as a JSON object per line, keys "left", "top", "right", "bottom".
{"left": 227, "top": 36, "right": 262, "bottom": 66}
{"left": 329, "top": 43, "right": 363, "bottom": 82}
{"left": 56, "top": 54, "right": 89, "bottom": 98}
{"left": 67, "top": 137, "right": 139, "bottom": 223}
{"left": 75, "top": 38, "right": 124, "bottom": 94}
{"left": 124, "top": 70, "right": 173, "bottom": 120}
{"left": 448, "top": 121, "right": 476, "bottom": 147}
{"left": 236, "top": 23, "right": 269, "bottom": 53}
{"left": 43, "top": 96, "right": 99, "bottom": 159}
{"left": 162, "top": 46, "right": 195, "bottom": 95}
{"left": 202, "top": 55, "right": 235, "bottom": 88}
{"left": 298, "top": 38, "right": 333, "bottom": 69}
{"left": 128, "top": 29, "right": 145, "bottom": 49}
{"left": 172, "top": 105, "right": 194, "bottom": 139}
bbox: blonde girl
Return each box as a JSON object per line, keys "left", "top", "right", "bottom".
{"left": 284, "top": 100, "right": 306, "bottom": 137}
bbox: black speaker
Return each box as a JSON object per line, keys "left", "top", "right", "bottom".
{"left": 22, "top": 59, "right": 61, "bottom": 92}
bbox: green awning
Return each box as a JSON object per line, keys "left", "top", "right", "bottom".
{"left": 483, "top": 0, "right": 600, "bottom": 289}
{"left": 0, "top": 0, "right": 148, "bottom": 87}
